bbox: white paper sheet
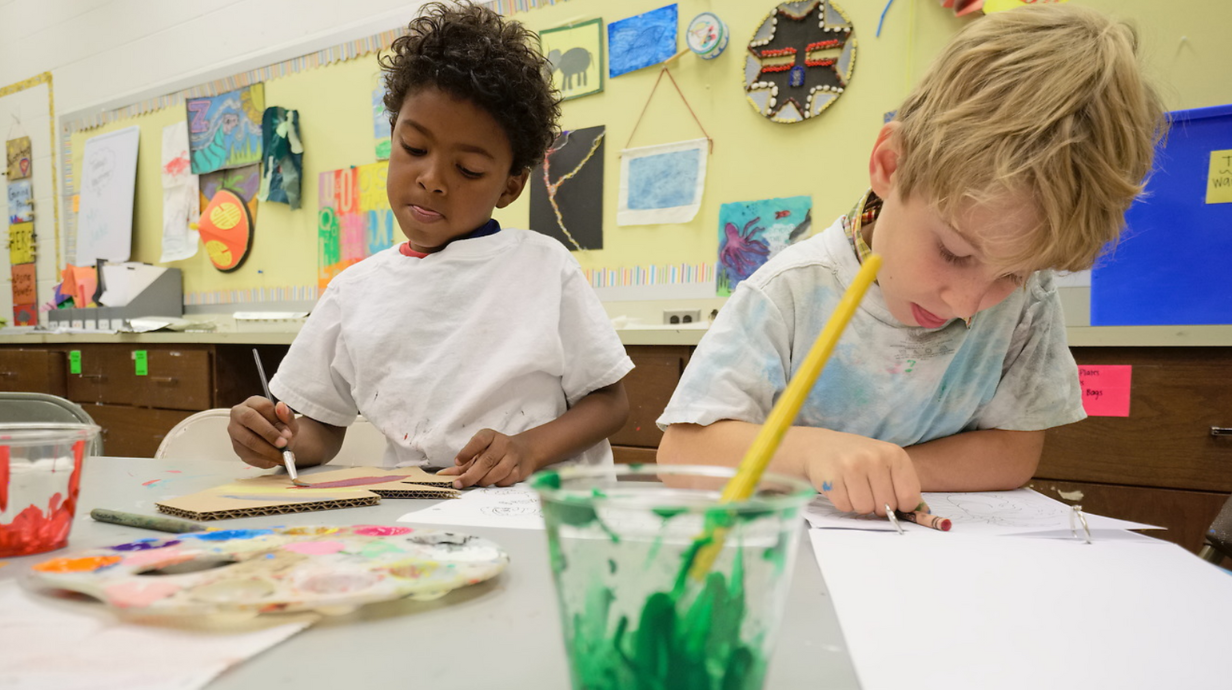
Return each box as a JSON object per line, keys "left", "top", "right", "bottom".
{"left": 398, "top": 485, "right": 545, "bottom": 530}
{"left": 617, "top": 138, "right": 708, "bottom": 226}
{"left": 159, "top": 122, "right": 200, "bottom": 263}
{"left": 808, "top": 529, "right": 1232, "bottom": 690}
{"left": 98, "top": 262, "right": 166, "bottom": 307}
{"left": 803, "top": 488, "right": 1161, "bottom": 535}
{"left": 0, "top": 581, "right": 316, "bottom": 690}
{"left": 77, "top": 126, "right": 140, "bottom": 265}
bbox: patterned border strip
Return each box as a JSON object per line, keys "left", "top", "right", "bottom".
{"left": 184, "top": 285, "right": 320, "bottom": 306}
{"left": 583, "top": 263, "right": 715, "bottom": 289}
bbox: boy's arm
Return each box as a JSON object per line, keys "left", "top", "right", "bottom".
{"left": 441, "top": 380, "right": 630, "bottom": 488}
{"left": 904, "top": 428, "right": 1044, "bottom": 492}
{"left": 659, "top": 421, "right": 1043, "bottom": 512}
{"left": 285, "top": 414, "right": 348, "bottom": 468}
{"left": 229, "top": 397, "right": 348, "bottom": 469}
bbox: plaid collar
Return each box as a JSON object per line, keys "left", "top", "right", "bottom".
{"left": 842, "top": 189, "right": 973, "bottom": 329}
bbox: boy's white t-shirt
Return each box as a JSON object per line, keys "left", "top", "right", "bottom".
{"left": 658, "top": 216, "right": 1086, "bottom": 446}
{"left": 271, "top": 228, "right": 634, "bottom": 468}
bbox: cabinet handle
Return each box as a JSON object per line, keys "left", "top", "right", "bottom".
{"left": 0, "top": 371, "right": 15, "bottom": 378}
{"left": 149, "top": 376, "right": 177, "bottom": 385}
{"left": 1212, "top": 427, "right": 1232, "bottom": 437}
{"left": 79, "top": 374, "right": 104, "bottom": 380}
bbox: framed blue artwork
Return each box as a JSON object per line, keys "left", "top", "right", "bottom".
{"left": 608, "top": 5, "right": 678, "bottom": 78}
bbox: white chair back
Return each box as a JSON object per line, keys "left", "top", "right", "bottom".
{"left": 155, "top": 409, "right": 388, "bottom": 464}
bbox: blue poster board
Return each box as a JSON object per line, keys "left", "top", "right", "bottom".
{"left": 1091, "top": 104, "right": 1232, "bottom": 325}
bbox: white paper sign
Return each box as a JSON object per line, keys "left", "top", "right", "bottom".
{"left": 76, "top": 126, "right": 140, "bottom": 265}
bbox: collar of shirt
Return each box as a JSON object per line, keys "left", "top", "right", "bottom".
{"left": 399, "top": 218, "right": 503, "bottom": 259}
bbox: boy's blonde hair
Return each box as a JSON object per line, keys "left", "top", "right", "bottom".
{"left": 892, "top": 4, "right": 1165, "bottom": 272}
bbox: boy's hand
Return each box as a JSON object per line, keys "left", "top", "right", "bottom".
{"left": 439, "top": 428, "right": 537, "bottom": 489}
{"left": 228, "top": 396, "right": 297, "bottom": 469}
{"left": 806, "top": 430, "right": 923, "bottom": 517}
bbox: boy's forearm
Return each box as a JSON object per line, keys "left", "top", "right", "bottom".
{"left": 657, "top": 420, "right": 816, "bottom": 481}
{"left": 287, "top": 416, "right": 347, "bottom": 468}
{"left": 518, "top": 381, "right": 629, "bottom": 470}
{"left": 904, "top": 428, "right": 1045, "bottom": 492}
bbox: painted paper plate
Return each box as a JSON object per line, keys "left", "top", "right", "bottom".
{"left": 686, "top": 12, "right": 729, "bottom": 60}
{"left": 198, "top": 188, "right": 253, "bottom": 272}
{"left": 26, "top": 525, "right": 508, "bottom": 616}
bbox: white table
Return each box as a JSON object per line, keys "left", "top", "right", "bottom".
{"left": 1, "top": 457, "right": 862, "bottom": 689}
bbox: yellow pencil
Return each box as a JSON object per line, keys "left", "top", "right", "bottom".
{"left": 688, "top": 254, "right": 883, "bottom": 582}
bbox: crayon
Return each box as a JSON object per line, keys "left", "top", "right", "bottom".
{"left": 894, "top": 509, "right": 952, "bottom": 532}
{"left": 90, "top": 508, "right": 203, "bottom": 534}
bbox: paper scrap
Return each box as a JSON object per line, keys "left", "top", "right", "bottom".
{"left": 399, "top": 485, "right": 545, "bottom": 530}
{"left": 1078, "top": 364, "right": 1132, "bottom": 417}
{"left": 803, "top": 488, "right": 1160, "bottom": 535}
{"left": 1206, "top": 149, "right": 1232, "bottom": 204}
{"left": 0, "top": 581, "right": 316, "bottom": 690}
{"left": 808, "top": 529, "right": 1232, "bottom": 690}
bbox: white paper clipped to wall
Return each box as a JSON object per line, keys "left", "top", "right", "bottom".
{"left": 75, "top": 125, "right": 140, "bottom": 265}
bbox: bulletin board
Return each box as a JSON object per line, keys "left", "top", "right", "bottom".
{"left": 47, "top": 0, "right": 1232, "bottom": 318}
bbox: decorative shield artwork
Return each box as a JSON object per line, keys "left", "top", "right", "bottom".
{"left": 198, "top": 188, "right": 253, "bottom": 272}
{"left": 743, "top": 0, "right": 857, "bottom": 124}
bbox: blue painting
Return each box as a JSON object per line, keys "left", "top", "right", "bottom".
{"left": 717, "top": 195, "right": 813, "bottom": 296}
{"left": 187, "top": 84, "right": 265, "bottom": 175}
{"left": 617, "top": 138, "right": 708, "bottom": 225}
{"left": 608, "top": 5, "right": 678, "bottom": 78}
{"left": 628, "top": 150, "right": 698, "bottom": 209}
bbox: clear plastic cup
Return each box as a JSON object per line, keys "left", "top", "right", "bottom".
{"left": 0, "top": 423, "right": 100, "bottom": 557}
{"left": 530, "top": 463, "right": 814, "bottom": 689}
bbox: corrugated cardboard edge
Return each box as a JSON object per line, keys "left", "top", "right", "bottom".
{"left": 370, "top": 483, "right": 461, "bottom": 499}
{"left": 156, "top": 496, "right": 381, "bottom": 521}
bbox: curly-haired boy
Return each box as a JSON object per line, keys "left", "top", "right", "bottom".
{"left": 230, "top": 2, "right": 631, "bottom": 488}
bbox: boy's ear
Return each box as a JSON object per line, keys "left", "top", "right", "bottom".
{"left": 496, "top": 169, "right": 530, "bottom": 209}
{"left": 869, "top": 122, "right": 902, "bottom": 200}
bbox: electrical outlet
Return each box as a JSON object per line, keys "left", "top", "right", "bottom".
{"left": 662, "top": 309, "right": 701, "bottom": 325}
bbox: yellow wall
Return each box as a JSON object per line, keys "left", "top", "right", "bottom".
{"left": 69, "top": 0, "right": 1232, "bottom": 298}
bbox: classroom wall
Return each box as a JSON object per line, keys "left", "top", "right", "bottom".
{"left": 8, "top": 0, "right": 1232, "bottom": 323}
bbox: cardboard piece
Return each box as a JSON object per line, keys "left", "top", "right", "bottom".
{"left": 156, "top": 467, "right": 459, "bottom": 521}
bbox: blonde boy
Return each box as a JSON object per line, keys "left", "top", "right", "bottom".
{"left": 658, "top": 5, "right": 1164, "bottom": 515}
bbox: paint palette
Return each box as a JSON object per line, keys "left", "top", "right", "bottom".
{"left": 26, "top": 525, "right": 508, "bottom": 617}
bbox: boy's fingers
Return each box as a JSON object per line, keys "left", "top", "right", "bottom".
{"left": 228, "top": 425, "right": 283, "bottom": 468}
{"left": 844, "top": 470, "right": 876, "bottom": 515}
{"left": 868, "top": 462, "right": 897, "bottom": 517}
{"left": 233, "top": 403, "right": 288, "bottom": 449}
{"left": 474, "top": 459, "right": 515, "bottom": 487}
{"left": 892, "top": 456, "right": 924, "bottom": 517}
{"left": 454, "top": 429, "right": 496, "bottom": 466}
{"left": 452, "top": 449, "right": 502, "bottom": 488}
{"left": 827, "top": 478, "right": 854, "bottom": 513}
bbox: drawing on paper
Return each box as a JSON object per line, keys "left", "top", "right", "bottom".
{"left": 618, "top": 138, "right": 708, "bottom": 226}
{"left": 717, "top": 195, "right": 812, "bottom": 295}
{"left": 542, "top": 18, "right": 604, "bottom": 100}
{"left": 6, "top": 136, "right": 32, "bottom": 180}
{"left": 6, "top": 178, "right": 33, "bottom": 224}
{"left": 925, "top": 492, "right": 1062, "bottom": 528}
{"left": 187, "top": 84, "right": 265, "bottom": 174}
{"left": 373, "top": 75, "right": 392, "bottom": 160}
{"left": 529, "top": 125, "right": 605, "bottom": 251}
{"left": 318, "top": 162, "right": 397, "bottom": 289}
{"left": 744, "top": 0, "right": 857, "bottom": 123}
{"left": 608, "top": 5, "right": 678, "bottom": 78}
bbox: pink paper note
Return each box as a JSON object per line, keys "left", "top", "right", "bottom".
{"left": 1078, "top": 365, "right": 1132, "bottom": 417}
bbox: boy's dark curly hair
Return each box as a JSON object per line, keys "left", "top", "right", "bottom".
{"left": 380, "top": 1, "right": 561, "bottom": 174}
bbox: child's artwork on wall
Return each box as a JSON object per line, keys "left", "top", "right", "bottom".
{"left": 541, "top": 18, "right": 604, "bottom": 101}
{"left": 529, "top": 125, "right": 606, "bottom": 251}
{"left": 373, "top": 75, "right": 392, "bottom": 160}
{"left": 5, "top": 178, "right": 32, "bottom": 224}
{"left": 744, "top": 0, "right": 857, "bottom": 124}
{"left": 617, "top": 138, "right": 708, "bottom": 226}
{"left": 187, "top": 84, "right": 265, "bottom": 174}
{"left": 5, "top": 136, "right": 31, "bottom": 179}
{"left": 160, "top": 122, "right": 200, "bottom": 263}
{"left": 8, "top": 223, "right": 34, "bottom": 265}
{"left": 318, "top": 162, "right": 397, "bottom": 289}
{"left": 75, "top": 125, "right": 140, "bottom": 265}
{"left": 198, "top": 164, "right": 260, "bottom": 272}
{"left": 608, "top": 5, "right": 678, "bottom": 78}
{"left": 258, "top": 107, "right": 303, "bottom": 209}
{"left": 717, "top": 195, "right": 812, "bottom": 296}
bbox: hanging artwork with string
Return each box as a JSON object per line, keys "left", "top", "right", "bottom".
{"left": 529, "top": 125, "right": 605, "bottom": 251}
{"left": 743, "top": 0, "right": 857, "bottom": 124}
{"left": 616, "top": 67, "right": 712, "bottom": 226}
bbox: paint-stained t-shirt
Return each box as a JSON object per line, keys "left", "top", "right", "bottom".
{"left": 272, "top": 228, "right": 633, "bottom": 468}
{"left": 658, "top": 216, "right": 1085, "bottom": 446}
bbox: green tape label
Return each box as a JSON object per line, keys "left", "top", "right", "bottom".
{"left": 134, "top": 350, "right": 148, "bottom": 376}
{"left": 69, "top": 350, "right": 82, "bottom": 374}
